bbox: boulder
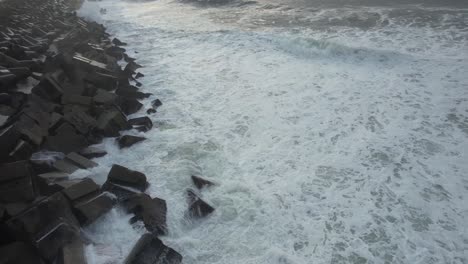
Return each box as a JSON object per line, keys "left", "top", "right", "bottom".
{"left": 44, "top": 123, "right": 88, "bottom": 154}
{"left": 128, "top": 116, "right": 152, "bottom": 132}
{"left": 0, "top": 161, "right": 35, "bottom": 203}
{"left": 112, "top": 38, "right": 127, "bottom": 46}
{"left": 78, "top": 145, "right": 107, "bottom": 159}
{"left": 61, "top": 94, "right": 93, "bottom": 107}
{"left": 93, "top": 88, "right": 117, "bottom": 105}
{"left": 106, "top": 164, "right": 148, "bottom": 192}
{"left": 6, "top": 192, "right": 79, "bottom": 245}
{"left": 73, "top": 192, "right": 115, "bottom": 226}
{"left": 124, "top": 234, "right": 182, "bottom": 264}
{"left": 191, "top": 175, "right": 215, "bottom": 189}
{"left": 96, "top": 109, "right": 129, "bottom": 137}
{"left": 61, "top": 178, "right": 100, "bottom": 202}
{"left": 122, "top": 193, "right": 167, "bottom": 235}
{"left": 63, "top": 106, "right": 97, "bottom": 135}
{"left": 146, "top": 108, "right": 156, "bottom": 114}
{"left": 53, "top": 159, "right": 80, "bottom": 174}
{"left": 151, "top": 99, "right": 162, "bottom": 109}
{"left": 0, "top": 242, "right": 45, "bottom": 264}
{"left": 135, "top": 72, "right": 144, "bottom": 79}
{"left": 65, "top": 152, "right": 98, "bottom": 169}
{"left": 117, "top": 97, "right": 143, "bottom": 115}
{"left": 117, "top": 135, "right": 146, "bottom": 149}
{"left": 35, "top": 221, "right": 80, "bottom": 262}
{"left": 59, "top": 238, "right": 87, "bottom": 264}
{"left": 186, "top": 189, "right": 214, "bottom": 219}
{"left": 8, "top": 139, "right": 34, "bottom": 161}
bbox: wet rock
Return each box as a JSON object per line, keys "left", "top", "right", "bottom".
{"left": 63, "top": 106, "right": 97, "bottom": 134}
{"left": 128, "top": 116, "right": 152, "bottom": 132}
{"left": 146, "top": 108, "right": 156, "bottom": 114}
{"left": 35, "top": 221, "right": 80, "bottom": 262}
{"left": 73, "top": 192, "right": 115, "bottom": 226}
{"left": 151, "top": 99, "right": 162, "bottom": 109}
{"left": 117, "top": 97, "right": 143, "bottom": 115}
{"left": 0, "top": 161, "right": 35, "bottom": 203}
{"left": 61, "top": 94, "right": 93, "bottom": 106}
{"left": 96, "top": 108, "right": 130, "bottom": 137}
{"left": 115, "top": 87, "right": 151, "bottom": 100}
{"left": 191, "top": 175, "right": 215, "bottom": 189}
{"left": 106, "top": 164, "right": 148, "bottom": 192}
{"left": 117, "top": 135, "right": 146, "bottom": 149}
{"left": 53, "top": 159, "right": 80, "bottom": 174}
{"left": 124, "top": 234, "right": 182, "bottom": 264}
{"left": 186, "top": 189, "right": 215, "bottom": 219}
{"left": 6, "top": 192, "right": 79, "bottom": 246}
{"left": 59, "top": 238, "right": 87, "bottom": 264}
{"left": 101, "top": 181, "right": 141, "bottom": 201}
{"left": 65, "top": 152, "right": 98, "bottom": 169}
{"left": 135, "top": 72, "right": 144, "bottom": 79}
{"left": 36, "top": 172, "right": 69, "bottom": 195}
{"left": 32, "top": 73, "right": 64, "bottom": 102}
{"left": 93, "top": 88, "right": 117, "bottom": 105}
{"left": 112, "top": 38, "right": 127, "bottom": 46}
{"left": 122, "top": 193, "right": 167, "bottom": 235}
{"left": 78, "top": 145, "right": 107, "bottom": 159}
{"left": 62, "top": 178, "right": 100, "bottom": 202}
{"left": 123, "top": 61, "right": 142, "bottom": 75}
{"left": 0, "top": 241, "right": 45, "bottom": 264}
{"left": 9, "top": 139, "right": 34, "bottom": 160}
{"left": 44, "top": 123, "right": 88, "bottom": 154}
{"left": 84, "top": 72, "right": 118, "bottom": 91}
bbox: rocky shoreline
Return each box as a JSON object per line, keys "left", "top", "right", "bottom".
{"left": 0, "top": 0, "right": 215, "bottom": 263}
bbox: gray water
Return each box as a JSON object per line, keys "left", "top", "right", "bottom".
{"left": 78, "top": 0, "right": 468, "bottom": 263}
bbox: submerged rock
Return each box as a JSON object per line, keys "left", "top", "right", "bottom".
{"left": 191, "top": 175, "right": 215, "bottom": 189}
{"left": 186, "top": 189, "right": 215, "bottom": 219}
{"left": 117, "top": 135, "right": 146, "bottom": 149}
{"left": 124, "top": 233, "right": 182, "bottom": 264}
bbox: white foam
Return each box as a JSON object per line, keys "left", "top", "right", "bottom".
{"left": 79, "top": 0, "right": 468, "bottom": 263}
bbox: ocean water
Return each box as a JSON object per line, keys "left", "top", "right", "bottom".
{"left": 77, "top": 0, "right": 468, "bottom": 263}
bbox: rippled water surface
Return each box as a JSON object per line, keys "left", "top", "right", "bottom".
{"left": 77, "top": 0, "right": 468, "bottom": 263}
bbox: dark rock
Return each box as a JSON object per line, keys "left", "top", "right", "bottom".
{"left": 112, "top": 38, "right": 127, "bottom": 46}
{"left": 84, "top": 72, "right": 118, "bottom": 91}
{"left": 61, "top": 94, "right": 93, "bottom": 106}
{"left": 53, "top": 159, "right": 80, "bottom": 174}
{"left": 96, "top": 109, "right": 129, "bottom": 137}
{"left": 122, "top": 193, "right": 167, "bottom": 235}
{"left": 151, "top": 99, "right": 162, "bottom": 109}
{"left": 93, "top": 88, "right": 117, "bottom": 105}
{"left": 6, "top": 192, "right": 79, "bottom": 244}
{"left": 63, "top": 106, "right": 97, "bottom": 134}
{"left": 115, "top": 87, "right": 151, "bottom": 100}
{"left": 124, "top": 234, "right": 182, "bottom": 264}
{"left": 73, "top": 192, "right": 115, "bottom": 226}
{"left": 16, "top": 115, "right": 48, "bottom": 146}
{"left": 65, "top": 152, "right": 98, "bottom": 169}
{"left": 36, "top": 172, "right": 70, "bottom": 195}
{"left": 0, "top": 161, "right": 35, "bottom": 203}
{"left": 117, "top": 97, "right": 143, "bottom": 115}
{"left": 101, "top": 181, "right": 141, "bottom": 201}
{"left": 62, "top": 178, "right": 100, "bottom": 202}
{"left": 32, "top": 73, "right": 64, "bottom": 102}
{"left": 0, "top": 242, "right": 45, "bottom": 264}
{"left": 186, "top": 189, "right": 215, "bottom": 219}
{"left": 9, "top": 139, "right": 34, "bottom": 160}
{"left": 135, "top": 72, "right": 144, "bottom": 79}
{"left": 44, "top": 123, "right": 88, "bottom": 154}
{"left": 117, "top": 135, "right": 146, "bottom": 149}
{"left": 191, "top": 175, "right": 215, "bottom": 189}
{"left": 59, "top": 238, "right": 87, "bottom": 264}
{"left": 35, "top": 221, "right": 80, "bottom": 262}
{"left": 128, "top": 116, "right": 152, "bottom": 132}
{"left": 78, "top": 145, "right": 107, "bottom": 159}
{"left": 146, "top": 108, "right": 156, "bottom": 114}
{"left": 106, "top": 164, "right": 148, "bottom": 192}
{"left": 123, "top": 61, "right": 142, "bottom": 75}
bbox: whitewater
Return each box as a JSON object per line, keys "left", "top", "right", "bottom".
{"left": 77, "top": 0, "right": 468, "bottom": 263}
